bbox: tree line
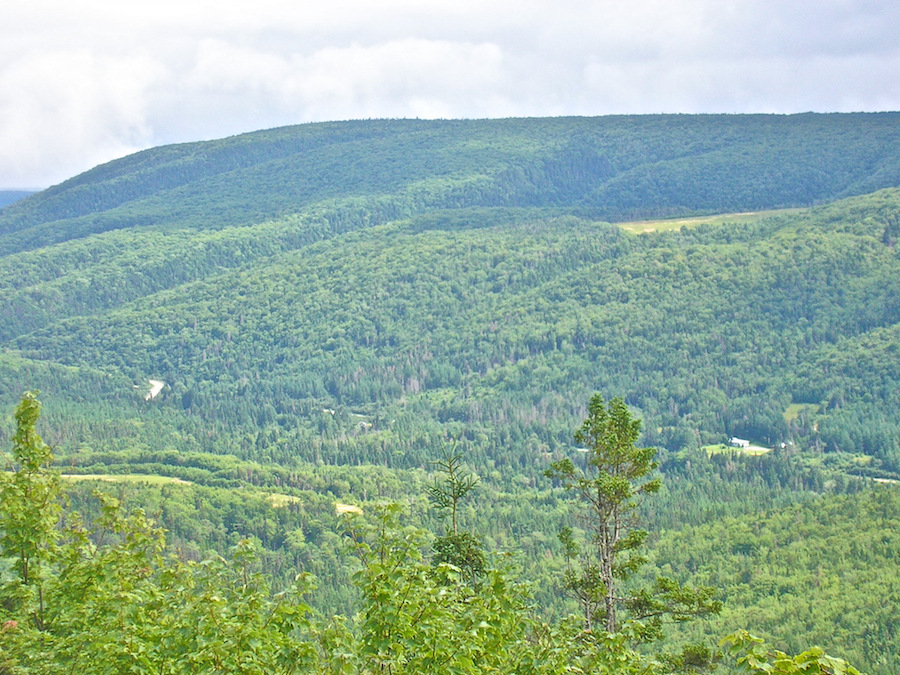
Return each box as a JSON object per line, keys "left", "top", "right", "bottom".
{"left": 0, "top": 393, "right": 867, "bottom": 674}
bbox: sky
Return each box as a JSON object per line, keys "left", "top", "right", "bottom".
{"left": 2, "top": 0, "right": 899, "bottom": 189}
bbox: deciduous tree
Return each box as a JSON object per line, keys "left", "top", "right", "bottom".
{"left": 0, "top": 392, "right": 61, "bottom": 631}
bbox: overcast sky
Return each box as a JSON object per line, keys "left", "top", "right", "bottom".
{"left": 3, "top": 0, "right": 899, "bottom": 188}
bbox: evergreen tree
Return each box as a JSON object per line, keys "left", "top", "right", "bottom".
{"left": 547, "top": 395, "right": 720, "bottom": 638}
{"left": 427, "top": 444, "right": 486, "bottom": 584}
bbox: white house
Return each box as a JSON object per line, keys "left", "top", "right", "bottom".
{"left": 729, "top": 437, "right": 750, "bottom": 449}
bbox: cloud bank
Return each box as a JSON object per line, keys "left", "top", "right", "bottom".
{"left": 2, "top": 0, "right": 899, "bottom": 188}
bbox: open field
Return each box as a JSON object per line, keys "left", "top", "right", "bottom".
{"left": 783, "top": 402, "right": 820, "bottom": 423}
{"left": 266, "top": 493, "right": 303, "bottom": 507}
{"left": 617, "top": 208, "right": 802, "bottom": 233}
{"left": 335, "top": 502, "right": 363, "bottom": 515}
{"left": 62, "top": 475, "right": 312, "bottom": 507}
{"left": 703, "top": 443, "right": 772, "bottom": 457}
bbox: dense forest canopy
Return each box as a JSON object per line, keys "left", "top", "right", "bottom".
{"left": 1, "top": 114, "right": 899, "bottom": 672}
{"left": 2, "top": 392, "right": 878, "bottom": 674}
{"left": 3, "top": 113, "right": 900, "bottom": 253}
{"left": 3, "top": 189, "right": 899, "bottom": 477}
{"left": 0, "top": 192, "right": 35, "bottom": 211}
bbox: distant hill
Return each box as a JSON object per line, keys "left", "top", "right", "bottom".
{"left": 0, "top": 190, "right": 37, "bottom": 210}
{"left": 3, "top": 114, "right": 900, "bottom": 256}
{"left": 1, "top": 114, "right": 899, "bottom": 474}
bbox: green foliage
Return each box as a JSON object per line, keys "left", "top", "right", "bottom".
{"left": 426, "top": 446, "right": 479, "bottom": 531}
{"left": 0, "top": 392, "right": 61, "bottom": 629}
{"left": 722, "top": 631, "right": 862, "bottom": 675}
{"left": 644, "top": 488, "right": 900, "bottom": 674}
{"left": 431, "top": 531, "right": 487, "bottom": 584}
{"left": 336, "top": 503, "right": 666, "bottom": 675}
{"left": 0, "top": 185, "right": 898, "bottom": 498}
{"left": 0, "top": 395, "right": 318, "bottom": 674}
{"left": 4, "top": 188, "right": 900, "bottom": 485}
{"left": 548, "top": 395, "right": 659, "bottom": 631}
{"left": 0, "top": 394, "right": 869, "bottom": 675}
{"left": 5, "top": 114, "right": 900, "bottom": 254}
{"left": 548, "top": 395, "right": 719, "bottom": 636}
{"left": 0, "top": 116, "right": 897, "bottom": 673}
{"left": 336, "top": 503, "right": 528, "bottom": 675}
{"left": 427, "top": 445, "right": 486, "bottom": 583}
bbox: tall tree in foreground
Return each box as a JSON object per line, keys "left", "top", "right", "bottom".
{"left": 427, "top": 444, "right": 486, "bottom": 584}
{"left": 0, "top": 392, "right": 60, "bottom": 631}
{"left": 547, "top": 395, "right": 720, "bottom": 638}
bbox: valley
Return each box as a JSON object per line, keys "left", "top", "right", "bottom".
{"left": 1, "top": 114, "right": 899, "bottom": 673}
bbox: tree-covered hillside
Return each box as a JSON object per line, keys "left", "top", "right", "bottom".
{"left": 1, "top": 115, "right": 899, "bottom": 672}
{"left": 3, "top": 114, "right": 900, "bottom": 258}
{"left": 644, "top": 487, "right": 900, "bottom": 673}
{"left": 3, "top": 115, "right": 899, "bottom": 465}
{"left": 0, "top": 392, "right": 885, "bottom": 674}
{"left": 3, "top": 188, "right": 899, "bottom": 479}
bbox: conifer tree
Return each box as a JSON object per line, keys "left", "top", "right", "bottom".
{"left": 548, "top": 395, "right": 720, "bottom": 637}
{"left": 427, "top": 444, "right": 486, "bottom": 584}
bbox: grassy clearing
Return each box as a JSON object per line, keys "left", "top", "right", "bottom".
{"left": 61, "top": 475, "right": 310, "bottom": 508}
{"left": 267, "top": 493, "right": 303, "bottom": 508}
{"left": 61, "top": 473, "right": 192, "bottom": 485}
{"left": 335, "top": 502, "right": 363, "bottom": 515}
{"left": 784, "top": 402, "right": 820, "bottom": 424}
{"left": 617, "top": 208, "right": 802, "bottom": 234}
{"left": 703, "top": 443, "right": 772, "bottom": 457}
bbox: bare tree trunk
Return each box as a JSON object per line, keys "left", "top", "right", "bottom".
{"left": 601, "top": 516, "right": 617, "bottom": 633}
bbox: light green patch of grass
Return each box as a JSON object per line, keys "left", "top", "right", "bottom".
{"left": 703, "top": 443, "right": 772, "bottom": 457}
{"left": 802, "top": 451, "right": 871, "bottom": 471}
{"left": 61, "top": 473, "right": 192, "bottom": 485}
{"left": 617, "top": 208, "right": 802, "bottom": 234}
{"left": 335, "top": 502, "right": 363, "bottom": 515}
{"left": 784, "top": 402, "right": 820, "bottom": 424}
{"left": 266, "top": 493, "right": 302, "bottom": 508}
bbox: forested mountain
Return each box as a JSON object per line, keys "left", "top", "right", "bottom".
{"left": 4, "top": 113, "right": 900, "bottom": 255}
{"left": 3, "top": 188, "right": 899, "bottom": 477}
{"left": 1, "top": 114, "right": 899, "bottom": 673}
{"left": 0, "top": 191, "right": 36, "bottom": 210}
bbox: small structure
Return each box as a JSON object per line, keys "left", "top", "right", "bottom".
{"left": 729, "top": 437, "right": 750, "bottom": 449}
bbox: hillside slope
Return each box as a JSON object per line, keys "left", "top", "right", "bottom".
{"left": 1, "top": 114, "right": 900, "bottom": 471}
{"left": 645, "top": 487, "right": 900, "bottom": 675}
{"left": 1, "top": 117, "right": 898, "bottom": 672}
{"left": 3, "top": 114, "right": 900, "bottom": 255}
{"left": 2, "top": 188, "right": 899, "bottom": 478}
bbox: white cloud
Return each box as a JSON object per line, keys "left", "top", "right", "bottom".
{"left": 141, "top": 38, "right": 509, "bottom": 145}
{"left": 1, "top": 0, "right": 899, "bottom": 187}
{"left": 0, "top": 49, "right": 166, "bottom": 187}
{"left": 185, "top": 38, "right": 505, "bottom": 115}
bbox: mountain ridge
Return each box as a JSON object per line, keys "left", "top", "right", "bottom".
{"left": 4, "top": 113, "right": 900, "bottom": 254}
